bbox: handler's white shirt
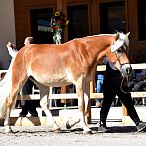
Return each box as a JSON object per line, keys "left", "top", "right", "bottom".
{"left": 103, "top": 57, "right": 117, "bottom": 70}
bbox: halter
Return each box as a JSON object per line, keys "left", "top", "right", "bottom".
{"left": 114, "top": 45, "right": 128, "bottom": 69}
{"left": 111, "top": 33, "right": 131, "bottom": 93}
{"left": 111, "top": 32, "right": 130, "bottom": 71}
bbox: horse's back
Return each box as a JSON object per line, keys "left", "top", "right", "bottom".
{"left": 17, "top": 44, "right": 75, "bottom": 86}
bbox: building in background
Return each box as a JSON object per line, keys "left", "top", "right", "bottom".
{"left": 0, "top": 0, "right": 16, "bottom": 69}
{"left": 0, "top": 0, "right": 146, "bottom": 69}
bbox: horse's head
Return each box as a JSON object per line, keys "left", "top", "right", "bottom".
{"left": 106, "top": 32, "right": 132, "bottom": 77}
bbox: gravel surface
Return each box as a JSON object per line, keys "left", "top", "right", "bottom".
{"left": 0, "top": 125, "right": 146, "bottom": 146}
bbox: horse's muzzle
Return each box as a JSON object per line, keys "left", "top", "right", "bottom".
{"left": 120, "top": 63, "right": 132, "bottom": 77}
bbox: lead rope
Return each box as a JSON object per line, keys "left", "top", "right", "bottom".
{"left": 120, "top": 76, "right": 131, "bottom": 94}
{"left": 114, "top": 50, "right": 131, "bottom": 94}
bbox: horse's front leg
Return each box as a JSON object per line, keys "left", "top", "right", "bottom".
{"left": 84, "top": 82, "right": 91, "bottom": 116}
{"left": 39, "top": 86, "right": 61, "bottom": 132}
{"left": 77, "top": 82, "right": 92, "bottom": 134}
{"left": 66, "top": 78, "right": 91, "bottom": 134}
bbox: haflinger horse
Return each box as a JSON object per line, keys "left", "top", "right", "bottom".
{"left": 0, "top": 32, "right": 132, "bottom": 134}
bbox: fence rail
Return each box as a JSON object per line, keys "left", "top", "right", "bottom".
{"left": 15, "top": 91, "right": 146, "bottom": 100}
{"left": 0, "top": 63, "right": 146, "bottom": 123}
{"left": 1, "top": 63, "right": 146, "bottom": 101}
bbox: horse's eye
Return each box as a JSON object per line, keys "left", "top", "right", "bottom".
{"left": 117, "top": 49, "right": 122, "bottom": 53}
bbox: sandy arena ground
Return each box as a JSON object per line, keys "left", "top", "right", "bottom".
{"left": 0, "top": 125, "right": 146, "bottom": 146}
{"left": 1, "top": 106, "right": 146, "bottom": 146}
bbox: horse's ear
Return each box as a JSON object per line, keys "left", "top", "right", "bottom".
{"left": 111, "top": 33, "right": 124, "bottom": 52}
{"left": 115, "top": 33, "right": 120, "bottom": 41}
{"left": 126, "top": 32, "right": 130, "bottom": 37}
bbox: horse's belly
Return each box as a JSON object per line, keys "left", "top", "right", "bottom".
{"left": 34, "top": 74, "right": 73, "bottom": 87}
{"left": 47, "top": 78, "right": 72, "bottom": 87}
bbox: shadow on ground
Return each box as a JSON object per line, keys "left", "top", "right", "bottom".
{"left": 67, "top": 125, "right": 146, "bottom": 134}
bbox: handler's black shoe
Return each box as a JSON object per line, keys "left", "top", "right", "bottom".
{"left": 19, "top": 114, "right": 26, "bottom": 117}
{"left": 98, "top": 125, "right": 111, "bottom": 133}
{"left": 30, "top": 113, "right": 38, "bottom": 117}
{"left": 136, "top": 121, "right": 146, "bottom": 132}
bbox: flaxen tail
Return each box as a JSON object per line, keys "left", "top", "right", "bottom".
{"left": 0, "top": 58, "right": 14, "bottom": 118}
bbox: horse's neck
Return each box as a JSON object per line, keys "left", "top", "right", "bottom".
{"left": 86, "top": 37, "right": 110, "bottom": 63}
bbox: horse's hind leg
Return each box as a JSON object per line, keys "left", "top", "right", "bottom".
{"left": 3, "top": 77, "right": 27, "bottom": 133}
{"left": 39, "top": 86, "right": 61, "bottom": 132}
{"left": 4, "top": 102, "right": 12, "bottom": 133}
{"left": 4, "top": 92, "right": 19, "bottom": 133}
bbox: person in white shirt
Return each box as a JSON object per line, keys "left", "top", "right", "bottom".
{"left": 7, "top": 42, "right": 17, "bottom": 58}
{"left": 6, "top": 37, "right": 38, "bottom": 117}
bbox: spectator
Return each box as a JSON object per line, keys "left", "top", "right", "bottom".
{"left": 133, "top": 76, "right": 146, "bottom": 91}
{"left": 95, "top": 72, "right": 104, "bottom": 107}
{"left": 7, "top": 37, "right": 38, "bottom": 117}
{"left": 128, "top": 69, "right": 146, "bottom": 105}
{"left": 133, "top": 76, "right": 146, "bottom": 105}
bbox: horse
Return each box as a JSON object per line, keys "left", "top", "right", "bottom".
{"left": 0, "top": 32, "right": 132, "bottom": 134}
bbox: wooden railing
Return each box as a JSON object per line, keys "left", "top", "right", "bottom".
{"left": 1, "top": 63, "right": 146, "bottom": 123}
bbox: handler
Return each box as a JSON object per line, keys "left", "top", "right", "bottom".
{"left": 98, "top": 57, "right": 146, "bottom": 133}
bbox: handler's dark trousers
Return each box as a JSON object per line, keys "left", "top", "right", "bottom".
{"left": 100, "top": 77, "right": 141, "bottom": 126}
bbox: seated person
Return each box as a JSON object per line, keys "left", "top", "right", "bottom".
{"left": 133, "top": 76, "right": 146, "bottom": 91}
{"left": 133, "top": 76, "right": 146, "bottom": 105}
{"left": 128, "top": 69, "right": 146, "bottom": 90}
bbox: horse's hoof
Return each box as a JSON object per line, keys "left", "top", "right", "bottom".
{"left": 53, "top": 128, "right": 62, "bottom": 133}
{"left": 66, "top": 121, "right": 71, "bottom": 129}
{"left": 83, "top": 130, "right": 92, "bottom": 135}
{"left": 5, "top": 129, "right": 13, "bottom": 133}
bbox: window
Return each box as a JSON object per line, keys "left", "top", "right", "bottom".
{"left": 100, "top": 2, "right": 125, "bottom": 34}
{"left": 138, "top": 1, "right": 146, "bottom": 40}
{"left": 67, "top": 5, "right": 89, "bottom": 40}
{"left": 30, "top": 8, "right": 54, "bottom": 44}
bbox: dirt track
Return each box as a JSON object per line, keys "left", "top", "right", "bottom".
{"left": 0, "top": 125, "right": 146, "bottom": 146}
